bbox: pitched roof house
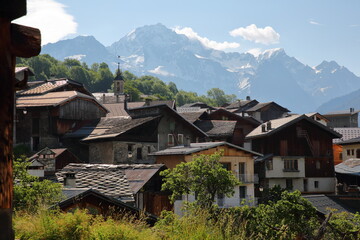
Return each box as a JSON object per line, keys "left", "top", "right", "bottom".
{"left": 246, "top": 114, "right": 341, "bottom": 195}
{"left": 151, "top": 142, "right": 262, "bottom": 211}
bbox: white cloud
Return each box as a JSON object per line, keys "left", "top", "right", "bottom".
{"left": 173, "top": 26, "right": 240, "bottom": 51}
{"left": 14, "top": 0, "right": 77, "bottom": 45}
{"left": 229, "top": 24, "right": 280, "bottom": 45}
{"left": 309, "top": 20, "right": 322, "bottom": 25}
{"left": 148, "top": 66, "right": 175, "bottom": 77}
{"left": 246, "top": 48, "right": 262, "bottom": 57}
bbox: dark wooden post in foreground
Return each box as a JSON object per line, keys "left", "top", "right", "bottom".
{"left": 0, "top": 1, "right": 41, "bottom": 239}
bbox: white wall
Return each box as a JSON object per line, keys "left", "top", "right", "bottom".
{"left": 266, "top": 156, "right": 305, "bottom": 179}
{"left": 306, "top": 177, "right": 335, "bottom": 193}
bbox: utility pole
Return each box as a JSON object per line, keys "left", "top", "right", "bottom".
{"left": 0, "top": 1, "right": 41, "bottom": 239}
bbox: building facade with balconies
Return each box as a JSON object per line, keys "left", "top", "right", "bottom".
{"left": 151, "top": 141, "right": 262, "bottom": 213}
{"left": 246, "top": 115, "right": 341, "bottom": 195}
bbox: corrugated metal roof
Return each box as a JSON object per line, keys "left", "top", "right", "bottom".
{"left": 16, "top": 91, "right": 94, "bottom": 108}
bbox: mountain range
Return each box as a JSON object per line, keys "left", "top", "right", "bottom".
{"left": 41, "top": 23, "right": 360, "bottom": 113}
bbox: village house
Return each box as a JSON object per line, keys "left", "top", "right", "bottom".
{"left": 150, "top": 141, "right": 262, "bottom": 213}
{"left": 333, "top": 128, "right": 360, "bottom": 165}
{"left": 246, "top": 114, "right": 341, "bottom": 195}
{"left": 56, "top": 163, "right": 171, "bottom": 216}
{"left": 324, "top": 108, "right": 359, "bottom": 128}
{"left": 15, "top": 78, "right": 107, "bottom": 152}
{"left": 335, "top": 159, "right": 360, "bottom": 193}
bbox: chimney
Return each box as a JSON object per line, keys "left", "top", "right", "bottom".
{"left": 102, "top": 93, "right": 105, "bottom": 104}
{"left": 261, "top": 124, "right": 266, "bottom": 132}
{"left": 124, "top": 94, "right": 128, "bottom": 111}
{"left": 350, "top": 107, "right": 354, "bottom": 113}
{"left": 266, "top": 121, "right": 272, "bottom": 131}
{"left": 246, "top": 96, "right": 251, "bottom": 101}
{"left": 64, "top": 172, "right": 76, "bottom": 187}
{"left": 145, "top": 98, "right": 152, "bottom": 106}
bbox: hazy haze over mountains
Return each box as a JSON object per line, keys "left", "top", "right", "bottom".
{"left": 41, "top": 23, "right": 360, "bottom": 113}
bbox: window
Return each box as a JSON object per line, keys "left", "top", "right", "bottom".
{"left": 32, "top": 136, "right": 39, "bottom": 151}
{"left": 239, "top": 186, "right": 246, "bottom": 199}
{"left": 284, "top": 159, "right": 298, "bottom": 171}
{"left": 357, "top": 149, "right": 360, "bottom": 158}
{"left": 168, "top": 134, "right": 174, "bottom": 146}
{"left": 314, "top": 181, "right": 319, "bottom": 188}
{"left": 339, "top": 153, "right": 343, "bottom": 160}
{"left": 148, "top": 146, "right": 151, "bottom": 154}
{"left": 315, "top": 160, "right": 321, "bottom": 169}
{"left": 222, "top": 162, "right": 231, "bottom": 171}
{"left": 347, "top": 149, "right": 351, "bottom": 156}
{"left": 266, "top": 159, "right": 273, "bottom": 170}
{"left": 137, "top": 148, "right": 142, "bottom": 160}
{"left": 127, "top": 144, "right": 133, "bottom": 158}
{"left": 352, "top": 149, "right": 355, "bottom": 156}
{"left": 286, "top": 179, "right": 293, "bottom": 190}
{"left": 280, "top": 140, "right": 288, "bottom": 156}
{"left": 178, "top": 134, "right": 184, "bottom": 145}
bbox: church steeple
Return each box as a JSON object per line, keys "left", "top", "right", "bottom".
{"left": 114, "top": 56, "right": 124, "bottom": 95}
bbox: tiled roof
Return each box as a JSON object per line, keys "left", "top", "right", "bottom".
{"left": 56, "top": 164, "right": 134, "bottom": 202}
{"left": 335, "top": 159, "right": 360, "bottom": 176}
{"left": 195, "top": 120, "right": 237, "bottom": 137}
{"left": 333, "top": 128, "right": 360, "bottom": 144}
{"left": 246, "top": 115, "right": 341, "bottom": 139}
{"left": 81, "top": 116, "right": 159, "bottom": 141}
{"left": 179, "top": 111, "right": 208, "bottom": 123}
{"left": 150, "top": 141, "right": 262, "bottom": 156}
{"left": 17, "top": 79, "right": 76, "bottom": 96}
{"left": 16, "top": 91, "right": 94, "bottom": 108}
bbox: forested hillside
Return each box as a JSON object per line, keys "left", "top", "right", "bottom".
{"left": 17, "top": 54, "right": 237, "bottom": 106}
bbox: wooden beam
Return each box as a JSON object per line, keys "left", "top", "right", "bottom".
{"left": 11, "top": 23, "right": 41, "bottom": 58}
{"left": 0, "top": 0, "right": 27, "bottom": 20}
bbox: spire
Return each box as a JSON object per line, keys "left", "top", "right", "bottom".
{"left": 114, "top": 55, "right": 124, "bottom": 95}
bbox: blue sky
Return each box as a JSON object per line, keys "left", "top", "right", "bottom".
{"left": 15, "top": 0, "right": 360, "bottom": 75}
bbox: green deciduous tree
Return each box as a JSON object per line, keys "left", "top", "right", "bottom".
{"left": 161, "top": 152, "right": 240, "bottom": 208}
{"left": 13, "top": 157, "right": 63, "bottom": 213}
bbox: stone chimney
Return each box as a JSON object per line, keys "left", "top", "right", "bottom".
{"left": 246, "top": 96, "right": 251, "bottom": 101}
{"left": 350, "top": 107, "right": 354, "bottom": 113}
{"left": 64, "top": 172, "right": 76, "bottom": 187}
{"left": 102, "top": 93, "right": 106, "bottom": 104}
{"left": 261, "top": 124, "right": 266, "bottom": 132}
{"left": 266, "top": 121, "right": 272, "bottom": 131}
{"left": 145, "top": 98, "right": 152, "bottom": 106}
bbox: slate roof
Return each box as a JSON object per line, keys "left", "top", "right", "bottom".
{"left": 81, "top": 116, "right": 160, "bottom": 142}
{"left": 335, "top": 159, "right": 360, "bottom": 176}
{"left": 226, "top": 99, "right": 258, "bottom": 110}
{"left": 16, "top": 91, "right": 97, "bottom": 108}
{"left": 333, "top": 128, "right": 360, "bottom": 144}
{"left": 337, "top": 136, "right": 360, "bottom": 145}
{"left": 195, "top": 120, "right": 237, "bottom": 137}
{"left": 246, "top": 102, "right": 290, "bottom": 112}
{"left": 30, "top": 147, "right": 67, "bottom": 160}
{"left": 150, "top": 141, "right": 262, "bottom": 156}
{"left": 128, "top": 100, "right": 176, "bottom": 109}
{"left": 303, "top": 195, "right": 357, "bottom": 215}
{"left": 57, "top": 163, "right": 134, "bottom": 202}
{"left": 178, "top": 110, "right": 208, "bottom": 123}
{"left": 56, "top": 163, "right": 165, "bottom": 203}
{"left": 246, "top": 115, "right": 341, "bottom": 140}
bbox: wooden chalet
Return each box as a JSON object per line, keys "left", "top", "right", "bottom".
{"left": 151, "top": 142, "right": 262, "bottom": 211}
{"left": 246, "top": 114, "right": 341, "bottom": 195}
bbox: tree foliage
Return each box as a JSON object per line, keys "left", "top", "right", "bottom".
{"left": 13, "top": 157, "right": 63, "bottom": 213}
{"left": 161, "top": 152, "right": 240, "bottom": 208}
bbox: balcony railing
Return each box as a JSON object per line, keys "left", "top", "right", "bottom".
{"left": 238, "top": 174, "right": 258, "bottom": 184}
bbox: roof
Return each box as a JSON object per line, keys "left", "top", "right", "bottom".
{"left": 30, "top": 147, "right": 68, "bottom": 160}
{"left": 333, "top": 128, "right": 360, "bottom": 144}
{"left": 16, "top": 91, "right": 97, "bottom": 108}
{"left": 17, "top": 78, "right": 85, "bottom": 96}
{"left": 324, "top": 109, "right": 360, "bottom": 116}
{"left": 178, "top": 110, "right": 208, "bottom": 123}
{"left": 150, "top": 141, "right": 262, "bottom": 157}
{"left": 195, "top": 120, "right": 237, "bottom": 137}
{"left": 56, "top": 163, "right": 134, "bottom": 202}
{"left": 226, "top": 99, "right": 258, "bottom": 109}
{"left": 81, "top": 116, "right": 160, "bottom": 142}
{"left": 129, "top": 100, "right": 176, "bottom": 109}
{"left": 303, "top": 195, "right": 358, "bottom": 215}
{"left": 103, "top": 103, "right": 130, "bottom": 117}
{"left": 208, "top": 108, "right": 261, "bottom": 126}
{"left": 180, "top": 102, "right": 215, "bottom": 110}
{"left": 56, "top": 163, "right": 165, "bottom": 202}
{"left": 246, "top": 114, "right": 342, "bottom": 140}
{"left": 337, "top": 136, "right": 360, "bottom": 145}
{"left": 335, "top": 159, "right": 360, "bottom": 176}
{"left": 245, "top": 101, "right": 290, "bottom": 113}
{"left": 305, "top": 112, "right": 329, "bottom": 122}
